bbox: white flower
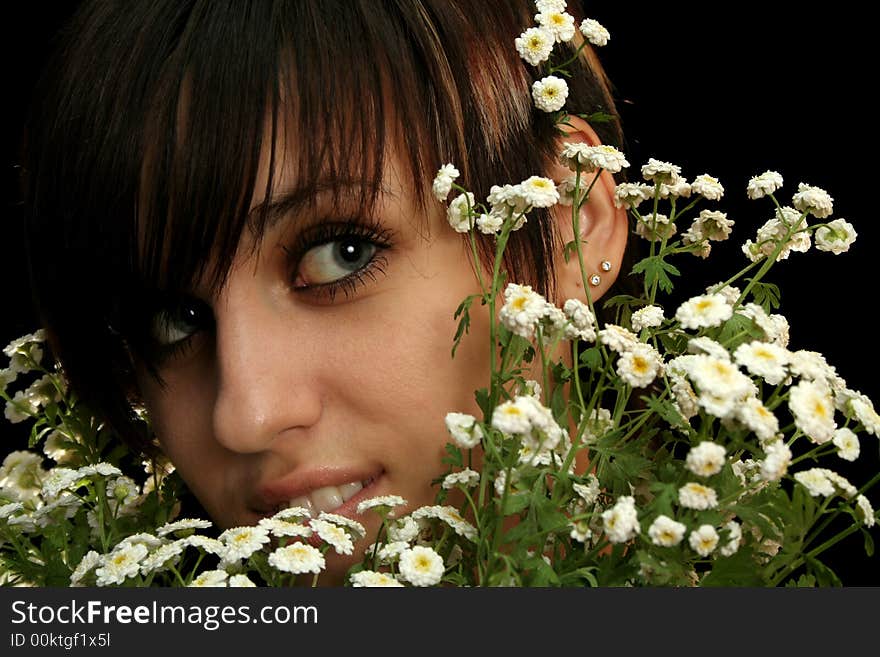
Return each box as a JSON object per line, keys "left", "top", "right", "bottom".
{"left": 515, "top": 27, "right": 555, "bottom": 66}
{"left": 442, "top": 468, "right": 480, "bottom": 490}
{"left": 3, "top": 330, "right": 45, "bottom": 374}
{"left": 387, "top": 516, "right": 420, "bottom": 543}
{"left": 733, "top": 341, "right": 789, "bottom": 385}
{"left": 759, "top": 440, "right": 792, "bottom": 482}
{"left": 678, "top": 482, "right": 718, "bottom": 510}
{"left": 616, "top": 344, "right": 662, "bottom": 388}
{"left": 736, "top": 396, "right": 780, "bottom": 444}
{"left": 268, "top": 543, "right": 325, "bottom": 575}
{"left": 498, "top": 283, "right": 551, "bottom": 339}
{"left": 641, "top": 158, "right": 681, "bottom": 185}
{"left": 536, "top": 9, "right": 576, "bottom": 42}
{"left": 446, "top": 192, "right": 476, "bottom": 233}
{"left": 687, "top": 337, "right": 730, "bottom": 361}
{"left": 648, "top": 515, "right": 687, "bottom": 547}
{"left": 676, "top": 293, "right": 733, "bottom": 330}
{"left": 411, "top": 505, "right": 478, "bottom": 541}
{"left": 792, "top": 182, "right": 834, "bottom": 218}
{"left": 825, "top": 470, "right": 858, "bottom": 499}
{"left": 229, "top": 574, "right": 257, "bottom": 587}
{"left": 181, "top": 535, "right": 225, "bottom": 556}
{"left": 520, "top": 175, "right": 560, "bottom": 207}
{"left": 689, "top": 210, "right": 734, "bottom": 243}
{"left": 659, "top": 179, "right": 692, "bottom": 199}
{"left": 0, "top": 367, "right": 17, "bottom": 393}
{"left": 532, "top": 76, "right": 569, "bottom": 113}
{"left": 788, "top": 350, "right": 835, "bottom": 383}
{"left": 258, "top": 518, "right": 313, "bottom": 539}
{"left": 720, "top": 521, "right": 743, "bottom": 557}
{"left": 559, "top": 143, "right": 629, "bottom": 174}
{"left": 856, "top": 495, "right": 875, "bottom": 528}
{"left": 140, "top": 541, "right": 187, "bottom": 575}
{"left": 95, "top": 544, "right": 148, "bottom": 586}
{"left": 70, "top": 551, "right": 102, "bottom": 586}
{"left": 634, "top": 212, "right": 676, "bottom": 242}
{"left": 747, "top": 170, "right": 783, "bottom": 199}
{"left": 685, "top": 441, "right": 726, "bottom": 477}
{"left": 156, "top": 518, "right": 213, "bottom": 537}
{"left": 398, "top": 546, "right": 445, "bottom": 586}
{"left": 432, "top": 163, "right": 460, "bottom": 202}
{"left": 374, "top": 541, "right": 409, "bottom": 564}
{"left": 573, "top": 474, "right": 600, "bottom": 505}
{"left": 793, "top": 469, "right": 835, "bottom": 497}
{"left": 570, "top": 519, "right": 592, "bottom": 543}
{"left": 613, "top": 182, "right": 653, "bottom": 209}
{"left": 850, "top": 398, "right": 880, "bottom": 437}
{"left": 740, "top": 303, "right": 790, "bottom": 347}
{"left": 754, "top": 207, "right": 811, "bottom": 260}
{"left": 356, "top": 495, "right": 407, "bottom": 515}
{"left": 601, "top": 495, "right": 640, "bottom": 544}
{"left": 271, "top": 506, "right": 313, "bottom": 521}
{"left": 487, "top": 183, "right": 529, "bottom": 216}
{"left": 189, "top": 570, "right": 228, "bottom": 587}
{"left": 689, "top": 525, "right": 719, "bottom": 557}
{"left": 536, "top": 0, "right": 567, "bottom": 12}
{"left": 832, "top": 427, "right": 860, "bottom": 461}
{"left": 310, "top": 518, "right": 354, "bottom": 555}
{"left": 789, "top": 380, "right": 836, "bottom": 444}
{"left": 815, "top": 218, "right": 857, "bottom": 254}
{"left": 562, "top": 298, "right": 597, "bottom": 342}
{"left": 218, "top": 526, "right": 271, "bottom": 561}
{"left": 317, "top": 512, "right": 366, "bottom": 540}
{"left": 691, "top": 174, "right": 725, "bottom": 200}
{"left": 688, "top": 355, "right": 754, "bottom": 401}
{"left": 444, "top": 412, "right": 484, "bottom": 449}
{"left": 579, "top": 18, "right": 610, "bottom": 46}
{"left": 598, "top": 324, "right": 639, "bottom": 354}
{"left": 631, "top": 305, "right": 664, "bottom": 332}
{"left": 350, "top": 570, "right": 405, "bottom": 587}
{"left": 476, "top": 210, "right": 504, "bottom": 235}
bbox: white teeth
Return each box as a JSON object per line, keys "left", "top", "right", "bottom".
{"left": 286, "top": 479, "right": 366, "bottom": 516}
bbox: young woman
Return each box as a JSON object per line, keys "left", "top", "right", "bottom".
{"left": 19, "top": 0, "right": 631, "bottom": 582}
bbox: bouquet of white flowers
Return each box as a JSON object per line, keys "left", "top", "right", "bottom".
{"left": 1, "top": 5, "right": 876, "bottom": 588}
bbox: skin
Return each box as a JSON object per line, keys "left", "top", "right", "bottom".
{"left": 135, "top": 118, "right": 628, "bottom": 585}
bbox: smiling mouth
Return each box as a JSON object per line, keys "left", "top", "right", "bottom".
{"left": 269, "top": 474, "right": 380, "bottom": 517}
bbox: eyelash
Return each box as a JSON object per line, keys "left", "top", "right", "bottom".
{"left": 282, "top": 218, "right": 394, "bottom": 303}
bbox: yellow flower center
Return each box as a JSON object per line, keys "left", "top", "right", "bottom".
{"left": 696, "top": 299, "right": 714, "bottom": 312}
{"left": 632, "top": 356, "right": 650, "bottom": 374}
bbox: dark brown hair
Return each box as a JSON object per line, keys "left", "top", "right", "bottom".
{"left": 22, "top": 0, "right": 625, "bottom": 453}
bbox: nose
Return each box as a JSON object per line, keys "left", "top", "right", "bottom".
{"left": 210, "top": 269, "right": 323, "bottom": 454}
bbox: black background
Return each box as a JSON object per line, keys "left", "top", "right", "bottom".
{"left": 2, "top": 3, "right": 877, "bottom": 584}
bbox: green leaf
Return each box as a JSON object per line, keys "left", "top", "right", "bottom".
{"left": 577, "top": 111, "right": 616, "bottom": 125}
{"left": 746, "top": 279, "right": 781, "bottom": 312}
{"left": 630, "top": 255, "right": 680, "bottom": 295}
{"left": 475, "top": 387, "right": 492, "bottom": 418}
{"left": 700, "top": 547, "right": 766, "bottom": 586}
{"left": 501, "top": 492, "right": 532, "bottom": 515}
{"left": 579, "top": 346, "right": 603, "bottom": 371}
{"left": 804, "top": 554, "right": 843, "bottom": 587}
{"left": 863, "top": 527, "right": 875, "bottom": 557}
{"left": 451, "top": 294, "right": 478, "bottom": 358}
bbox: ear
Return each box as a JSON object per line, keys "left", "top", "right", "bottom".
{"left": 549, "top": 116, "right": 629, "bottom": 307}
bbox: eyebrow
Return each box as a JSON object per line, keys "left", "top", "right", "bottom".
{"left": 248, "top": 179, "right": 400, "bottom": 232}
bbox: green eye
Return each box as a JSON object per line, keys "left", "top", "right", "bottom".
{"left": 296, "top": 237, "right": 378, "bottom": 287}
{"left": 150, "top": 298, "right": 211, "bottom": 347}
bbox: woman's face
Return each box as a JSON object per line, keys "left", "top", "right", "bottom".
{"left": 135, "top": 143, "right": 500, "bottom": 582}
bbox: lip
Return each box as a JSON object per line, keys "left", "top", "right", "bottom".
{"left": 250, "top": 466, "right": 385, "bottom": 517}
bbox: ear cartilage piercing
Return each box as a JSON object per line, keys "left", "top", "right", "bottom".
{"left": 589, "top": 274, "right": 601, "bottom": 287}
{"left": 600, "top": 260, "right": 612, "bottom": 272}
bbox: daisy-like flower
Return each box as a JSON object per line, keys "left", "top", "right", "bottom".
{"left": 317, "top": 512, "right": 366, "bottom": 540}
{"left": 555, "top": 176, "right": 582, "bottom": 207}
{"left": 601, "top": 495, "right": 641, "bottom": 544}
{"left": 558, "top": 143, "right": 629, "bottom": 174}
{"left": 691, "top": 174, "right": 725, "bottom": 200}
{"left": 387, "top": 516, "right": 420, "bottom": 543}
{"left": 444, "top": 412, "right": 484, "bottom": 449}
{"left": 740, "top": 304, "right": 790, "bottom": 348}
{"left": 271, "top": 506, "right": 313, "bottom": 521}
{"left": 832, "top": 427, "right": 860, "bottom": 461}
{"left": 229, "top": 574, "right": 257, "bottom": 587}
{"left": 675, "top": 293, "right": 733, "bottom": 330}
{"left": 736, "top": 396, "right": 780, "bottom": 444}
{"left": 598, "top": 324, "right": 639, "bottom": 354}
{"left": 648, "top": 515, "right": 687, "bottom": 547}
{"left": 570, "top": 519, "right": 592, "bottom": 543}
{"left": 442, "top": 468, "right": 480, "bottom": 490}
{"left": 498, "top": 283, "right": 551, "bottom": 339}
{"left": 850, "top": 398, "right": 880, "bottom": 436}
{"left": 616, "top": 344, "right": 662, "bottom": 388}
{"left": 733, "top": 341, "right": 790, "bottom": 385}
{"left": 140, "top": 540, "right": 187, "bottom": 575}
{"left": 258, "top": 518, "right": 313, "bottom": 539}
{"left": 789, "top": 380, "right": 836, "bottom": 444}
{"left": 815, "top": 218, "right": 857, "bottom": 254}
{"left": 476, "top": 210, "right": 504, "bottom": 235}
{"left": 411, "top": 505, "right": 479, "bottom": 541}
{"left": 690, "top": 210, "right": 734, "bottom": 242}
{"left": 69, "top": 550, "right": 102, "bottom": 587}
{"left": 573, "top": 474, "right": 600, "bottom": 505}
{"left": 532, "top": 76, "right": 569, "bottom": 113}
{"left": 536, "top": 8, "right": 576, "bottom": 42}
{"left": 515, "top": 26, "right": 555, "bottom": 66}
{"left": 788, "top": 350, "right": 835, "bottom": 383}
{"left": 747, "top": 170, "right": 784, "bottom": 199}
{"left": 356, "top": 495, "right": 407, "bottom": 515}
{"left": 373, "top": 541, "right": 409, "bottom": 564}
{"left": 688, "top": 525, "right": 719, "bottom": 557}
{"left": 95, "top": 543, "right": 148, "bottom": 586}
{"left": 219, "top": 526, "right": 271, "bottom": 561}
{"left": 825, "top": 470, "right": 858, "bottom": 499}
{"left": 579, "top": 18, "right": 610, "bottom": 46}
{"left": 719, "top": 521, "right": 743, "bottom": 557}
{"left": 536, "top": 1, "right": 568, "bottom": 13}
{"left": 487, "top": 183, "right": 529, "bottom": 216}
{"left": 759, "top": 440, "right": 792, "bottom": 482}
{"left": 350, "top": 570, "right": 405, "bottom": 587}
{"left": 670, "top": 374, "right": 699, "bottom": 420}
{"left": 856, "top": 495, "right": 875, "bottom": 528}
{"left": 688, "top": 356, "right": 754, "bottom": 402}
{"left": 641, "top": 158, "right": 681, "bottom": 185}
{"left": 634, "top": 213, "right": 676, "bottom": 242}
{"left": 792, "top": 182, "right": 834, "bottom": 218}
{"left": 310, "top": 518, "right": 354, "bottom": 555}
{"left": 659, "top": 179, "right": 692, "bottom": 199}
{"left": 678, "top": 482, "right": 719, "bottom": 510}
{"left": 793, "top": 469, "right": 835, "bottom": 497}
{"left": 398, "top": 546, "right": 445, "bottom": 587}
{"left": 613, "top": 182, "right": 654, "bottom": 209}
{"left": 432, "top": 163, "right": 460, "bottom": 202}
{"left": 631, "top": 305, "right": 664, "bottom": 332}
{"left": 562, "top": 298, "right": 597, "bottom": 342}
{"left": 520, "top": 175, "right": 560, "bottom": 207}
{"left": 446, "top": 192, "right": 476, "bottom": 233}
{"left": 686, "top": 337, "right": 730, "bottom": 362}
{"left": 189, "top": 570, "right": 228, "bottom": 587}
{"left": 3, "top": 330, "right": 45, "bottom": 374}
{"left": 268, "top": 542, "right": 325, "bottom": 575}
{"left": 755, "top": 207, "right": 811, "bottom": 259}
{"left": 685, "top": 441, "right": 726, "bottom": 477}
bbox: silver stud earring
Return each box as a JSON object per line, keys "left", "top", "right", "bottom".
{"left": 600, "top": 260, "right": 612, "bottom": 272}
{"left": 589, "top": 274, "right": 601, "bottom": 286}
